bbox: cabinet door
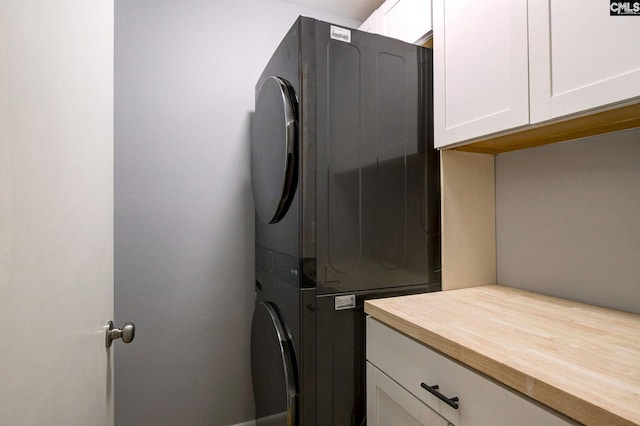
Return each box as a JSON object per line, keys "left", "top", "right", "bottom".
{"left": 380, "top": 0, "right": 432, "bottom": 43}
{"left": 367, "top": 363, "right": 451, "bottom": 426}
{"left": 433, "top": 0, "right": 529, "bottom": 148}
{"left": 528, "top": 0, "right": 640, "bottom": 123}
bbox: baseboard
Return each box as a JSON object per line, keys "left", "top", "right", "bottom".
{"left": 228, "top": 421, "right": 255, "bottom": 426}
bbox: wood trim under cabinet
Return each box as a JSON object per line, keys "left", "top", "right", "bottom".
{"left": 453, "top": 101, "right": 640, "bottom": 154}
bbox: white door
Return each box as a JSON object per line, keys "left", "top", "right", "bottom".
{"left": 0, "top": 1, "right": 115, "bottom": 425}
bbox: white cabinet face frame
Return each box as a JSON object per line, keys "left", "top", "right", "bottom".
{"left": 433, "top": 0, "right": 530, "bottom": 148}
{"left": 528, "top": 0, "right": 640, "bottom": 123}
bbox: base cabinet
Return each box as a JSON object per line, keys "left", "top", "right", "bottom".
{"left": 366, "top": 317, "right": 578, "bottom": 426}
{"left": 367, "top": 363, "right": 451, "bottom": 426}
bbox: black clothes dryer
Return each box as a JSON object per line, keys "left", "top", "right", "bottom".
{"left": 250, "top": 17, "right": 440, "bottom": 426}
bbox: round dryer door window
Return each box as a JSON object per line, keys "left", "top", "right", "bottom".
{"left": 251, "top": 76, "right": 298, "bottom": 224}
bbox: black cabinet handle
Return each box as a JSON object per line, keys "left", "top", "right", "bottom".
{"left": 420, "top": 383, "right": 460, "bottom": 409}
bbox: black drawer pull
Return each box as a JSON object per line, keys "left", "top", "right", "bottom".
{"left": 420, "top": 383, "right": 460, "bottom": 409}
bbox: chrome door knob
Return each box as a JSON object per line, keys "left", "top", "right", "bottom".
{"left": 106, "top": 321, "right": 136, "bottom": 348}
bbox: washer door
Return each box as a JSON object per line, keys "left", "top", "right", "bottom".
{"left": 251, "top": 302, "right": 298, "bottom": 426}
{"left": 251, "top": 76, "right": 298, "bottom": 224}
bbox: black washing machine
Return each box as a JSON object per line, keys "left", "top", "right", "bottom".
{"left": 250, "top": 16, "right": 440, "bottom": 426}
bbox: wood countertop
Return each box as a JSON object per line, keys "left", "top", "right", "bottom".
{"left": 364, "top": 285, "right": 640, "bottom": 426}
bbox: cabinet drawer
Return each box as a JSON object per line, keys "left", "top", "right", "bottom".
{"left": 366, "top": 317, "right": 576, "bottom": 425}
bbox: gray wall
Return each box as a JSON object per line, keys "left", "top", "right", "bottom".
{"left": 114, "top": 2, "right": 359, "bottom": 425}
{"left": 496, "top": 128, "right": 640, "bottom": 314}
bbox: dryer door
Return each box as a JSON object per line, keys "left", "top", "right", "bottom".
{"left": 251, "top": 302, "right": 298, "bottom": 426}
{"left": 251, "top": 76, "right": 298, "bottom": 224}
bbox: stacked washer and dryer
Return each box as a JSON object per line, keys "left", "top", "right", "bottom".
{"left": 250, "top": 17, "right": 440, "bottom": 426}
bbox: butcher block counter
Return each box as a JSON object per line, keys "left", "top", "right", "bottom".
{"left": 364, "top": 285, "right": 640, "bottom": 425}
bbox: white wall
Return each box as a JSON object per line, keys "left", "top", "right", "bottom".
{"left": 0, "top": 1, "right": 114, "bottom": 424}
{"left": 114, "top": 1, "right": 359, "bottom": 425}
{"left": 496, "top": 128, "right": 640, "bottom": 314}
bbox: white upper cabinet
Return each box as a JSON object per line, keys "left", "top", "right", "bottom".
{"left": 433, "top": 0, "right": 529, "bottom": 148}
{"left": 359, "top": 0, "right": 432, "bottom": 44}
{"left": 434, "top": 0, "right": 640, "bottom": 150}
{"left": 359, "top": 8, "right": 382, "bottom": 34}
{"left": 528, "top": 0, "right": 640, "bottom": 123}
{"left": 380, "top": 0, "right": 432, "bottom": 43}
